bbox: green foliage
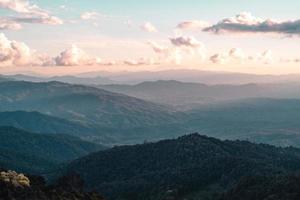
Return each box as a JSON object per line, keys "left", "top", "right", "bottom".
{"left": 64, "top": 134, "right": 300, "bottom": 200}
{"left": 0, "top": 126, "right": 105, "bottom": 174}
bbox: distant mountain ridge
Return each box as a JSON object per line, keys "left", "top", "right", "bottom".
{"left": 79, "top": 69, "right": 300, "bottom": 84}
{"left": 98, "top": 80, "right": 300, "bottom": 108}
{"left": 0, "top": 80, "right": 181, "bottom": 144}
{"left": 6, "top": 74, "right": 114, "bottom": 85}
{"left": 0, "top": 80, "right": 178, "bottom": 127}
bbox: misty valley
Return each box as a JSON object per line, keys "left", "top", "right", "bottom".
{"left": 1, "top": 72, "right": 300, "bottom": 199}
{"left": 1, "top": 0, "right": 300, "bottom": 199}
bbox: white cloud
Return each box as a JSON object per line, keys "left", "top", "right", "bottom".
{"left": 0, "top": 33, "right": 35, "bottom": 66}
{"left": 210, "top": 53, "right": 228, "bottom": 64}
{"left": 0, "top": 0, "right": 63, "bottom": 30}
{"left": 210, "top": 48, "right": 246, "bottom": 64}
{"left": 55, "top": 45, "right": 102, "bottom": 66}
{"left": 149, "top": 36, "right": 206, "bottom": 65}
{"left": 258, "top": 50, "right": 273, "bottom": 64}
{"left": 209, "top": 48, "right": 274, "bottom": 65}
{"left": 124, "top": 57, "right": 157, "bottom": 66}
{"left": 169, "top": 36, "right": 204, "bottom": 49}
{"left": 141, "top": 22, "right": 157, "bottom": 32}
{"left": 80, "top": 11, "right": 101, "bottom": 20}
{"left": 176, "top": 20, "right": 210, "bottom": 30}
{"left": 0, "top": 18, "right": 22, "bottom": 30}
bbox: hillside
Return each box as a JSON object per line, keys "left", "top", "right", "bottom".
{"left": 64, "top": 133, "right": 300, "bottom": 200}
{"left": 0, "top": 127, "right": 104, "bottom": 174}
{"left": 0, "top": 111, "right": 94, "bottom": 136}
{"left": 0, "top": 81, "right": 178, "bottom": 128}
{"left": 220, "top": 174, "right": 300, "bottom": 200}
{"left": 0, "top": 80, "right": 182, "bottom": 144}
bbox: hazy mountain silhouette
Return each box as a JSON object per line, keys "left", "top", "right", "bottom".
{"left": 98, "top": 80, "right": 300, "bottom": 109}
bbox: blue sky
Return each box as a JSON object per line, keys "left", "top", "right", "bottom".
{"left": 0, "top": 0, "right": 300, "bottom": 75}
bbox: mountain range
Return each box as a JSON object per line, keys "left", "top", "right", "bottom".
{"left": 98, "top": 80, "right": 300, "bottom": 109}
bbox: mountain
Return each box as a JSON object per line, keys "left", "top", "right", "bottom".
{"left": 185, "top": 98, "right": 300, "bottom": 140}
{"left": 0, "top": 111, "right": 94, "bottom": 136}
{"left": 7, "top": 74, "right": 114, "bottom": 85}
{"left": 0, "top": 80, "right": 181, "bottom": 144}
{"left": 220, "top": 174, "right": 300, "bottom": 200}
{"left": 0, "top": 80, "right": 177, "bottom": 127}
{"left": 0, "top": 126, "right": 104, "bottom": 174}
{"left": 64, "top": 134, "right": 300, "bottom": 200}
{"left": 80, "top": 69, "right": 300, "bottom": 84}
{"left": 98, "top": 80, "right": 300, "bottom": 109}
{"left": 0, "top": 170, "right": 105, "bottom": 200}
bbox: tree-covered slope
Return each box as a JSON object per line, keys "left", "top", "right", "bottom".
{"left": 0, "top": 126, "right": 105, "bottom": 174}
{"left": 0, "top": 111, "right": 94, "bottom": 136}
{"left": 64, "top": 133, "right": 300, "bottom": 200}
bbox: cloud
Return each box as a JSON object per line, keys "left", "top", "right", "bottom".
{"left": 0, "top": 0, "right": 63, "bottom": 30}
{"left": 55, "top": 45, "right": 102, "bottom": 66}
{"left": 148, "top": 42, "right": 169, "bottom": 55}
{"left": 170, "top": 36, "right": 204, "bottom": 49}
{"left": 169, "top": 36, "right": 205, "bottom": 57}
{"left": 80, "top": 11, "right": 101, "bottom": 20}
{"left": 176, "top": 20, "right": 210, "bottom": 30}
{"left": 209, "top": 48, "right": 274, "bottom": 65}
{"left": 258, "top": 50, "right": 273, "bottom": 64}
{"left": 11, "top": 16, "right": 63, "bottom": 25}
{"left": 210, "top": 48, "right": 246, "bottom": 64}
{"left": 204, "top": 12, "right": 300, "bottom": 35}
{"left": 0, "top": 18, "right": 22, "bottom": 30}
{"left": 141, "top": 22, "right": 157, "bottom": 32}
{"left": 123, "top": 57, "right": 157, "bottom": 66}
{"left": 210, "top": 53, "right": 228, "bottom": 64}
{"left": 0, "top": 33, "right": 36, "bottom": 66}
{"left": 149, "top": 36, "right": 205, "bottom": 64}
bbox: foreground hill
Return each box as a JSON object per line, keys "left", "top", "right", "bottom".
{"left": 64, "top": 133, "right": 300, "bottom": 200}
{"left": 0, "top": 127, "right": 104, "bottom": 174}
{"left": 221, "top": 174, "right": 300, "bottom": 200}
{"left": 0, "top": 111, "right": 94, "bottom": 136}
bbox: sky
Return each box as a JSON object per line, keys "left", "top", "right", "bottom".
{"left": 0, "top": 0, "right": 300, "bottom": 75}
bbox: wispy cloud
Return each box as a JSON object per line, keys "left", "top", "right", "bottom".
{"left": 209, "top": 48, "right": 274, "bottom": 65}
{"left": 204, "top": 12, "right": 300, "bottom": 35}
{"left": 0, "top": 0, "right": 63, "bottom": 30}
{"left": 80, "top": 11, "right": 102, "bottom": 20}
{"left": 176, "top": 20, "right": 210, "bottom": 30}
{"left": 141, "top": 22, "right": 157, "bottom": 32}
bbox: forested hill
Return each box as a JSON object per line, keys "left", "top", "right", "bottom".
{"left": 64, "top": 133, "right": 300, "bottom": 200}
